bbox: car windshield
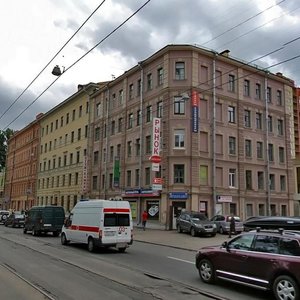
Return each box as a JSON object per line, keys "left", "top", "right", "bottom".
{"left": 191, "top": 214, "right": 207, "bottom": 221}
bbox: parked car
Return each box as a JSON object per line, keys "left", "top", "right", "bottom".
{"left": 0, "top": 210, "right": 10, "bottom": 224}
{"left": 210, "top": 215, "right": 244, "bottom": 234}
{"left": 23, "top": 205, "right": 65, "bottom": 236}
{"left": 243, "top": 216, "right": 300, "bottom": 231}
{"left": 4, "top": 212, "right": 25, "bottom": 227}
{"left": 176, "top": 211, "right": 217, "bottom": 237}
{"left": 196, "top": 228, "right": 300, "bottom": 300}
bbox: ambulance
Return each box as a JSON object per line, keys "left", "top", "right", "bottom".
{"left": 61, "top": 199, "right": 133, "bottom": 252}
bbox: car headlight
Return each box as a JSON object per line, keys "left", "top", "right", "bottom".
{"left": 194, "top": 223, "right": 203, "bottom": 227}
{"left": 213, "top": 224, "right": 217, "bottom": 228}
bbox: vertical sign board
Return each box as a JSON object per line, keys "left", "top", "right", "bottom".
{"left": 82, "top": 155, "right": 88, "bottom": 194}
{"left": 113, "top": 156, "right": 120, "bottom": 187}
{"left": 191, "top": 90, "right": 199, "bottom": 133}
{"left": 152, "top": 118, "right": 161, "bottom": 171}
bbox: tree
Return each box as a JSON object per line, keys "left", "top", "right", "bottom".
{"left": 0, "top": 129, "right": 14, "bottom": 171}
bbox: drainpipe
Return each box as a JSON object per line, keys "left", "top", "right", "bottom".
{"left": 138, "top": 62, "right": 144, "bottom": 224}
{"left": 104, "top": 86, "right": 110, "bottom": 199}
{"left": 264, "top": 74, "right": 271, "bottom": 216}
{"left": 212, "top": 54, "right": 217, "bottom": 217}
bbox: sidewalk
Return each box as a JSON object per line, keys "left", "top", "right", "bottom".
{"left": 133, "top": 221, "right": 229, "bottom": 251}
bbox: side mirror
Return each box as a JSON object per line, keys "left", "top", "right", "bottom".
{"left": 222, "top": 241, "right": 229, "bottom": 250}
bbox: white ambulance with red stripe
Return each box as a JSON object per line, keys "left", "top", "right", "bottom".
{"left": 61, "top": 199, "right": 133, "bottom": 252}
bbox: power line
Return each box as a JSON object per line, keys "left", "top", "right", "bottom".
{"left": 0, "top": 0, "right": 107, "bottom": 122}
{"left": 2, "top": 0, "right": 152, "bottom": 130}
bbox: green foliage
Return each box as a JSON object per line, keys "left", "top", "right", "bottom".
{"left": 0, "top": 129, "right": 14, "bottom": 171}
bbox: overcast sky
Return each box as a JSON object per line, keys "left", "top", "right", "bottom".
{"left": 1, "top": 0, "right": 300, "bottom": 130}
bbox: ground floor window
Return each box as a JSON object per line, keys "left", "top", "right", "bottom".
{"left": 146, "top": 200, "right": 159, "bottom": 220}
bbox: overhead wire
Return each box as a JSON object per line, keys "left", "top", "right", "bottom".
{"left": 2, "top": 0, "right": 152, "bottom": 130}
{"left": 0, "top": 0, "right": 107, "bottom": 123}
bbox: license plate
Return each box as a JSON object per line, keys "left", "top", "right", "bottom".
{"left": 205, "top": 229, "right": 213, "bottom": 232}
{"left": 116, "top": 243, "right": 127, "bottom": 248}
{"left": 105, "top": 231, "right": 115, "bottom": 236}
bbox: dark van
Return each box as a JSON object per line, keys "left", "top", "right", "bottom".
{"left": 23, "top": 206, "right": 65, "bottom": 236}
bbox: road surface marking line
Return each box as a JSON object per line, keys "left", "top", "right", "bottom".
{"left": 167, "top": 256, "right": 194, "bottom": 264}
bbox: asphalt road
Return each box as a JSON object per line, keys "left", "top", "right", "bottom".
{"left": 0, "top": 226, "right": 273, "bottom": 300}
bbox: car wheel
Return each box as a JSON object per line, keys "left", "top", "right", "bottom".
{"left": 198, "top": 259, "right": 215, "bottom": 284}
{"left": 177, "top": 225, "right": 182, "bottom": 233}
{"left": 273, "top": 275, "right": 299, "bottom": 300}
{"left": 53, "top": 231, "right": 59, "bottom": 237}
{"left": 32, "top": 228, "right": 38, "bottom": 236}
{"left": 4, "top": 223, "right": 8, "bottom": 227}
{"left": 23, "top": 228, "right": 27, "bottom": 234}
{"left": 61, "top": 233, "right": 69, "bottom": 245}
{"left": 87, "top": 237, "right": 95, "bottom": 252}
{"left": 219, "top": 227, "right": 224, "bottom": 234}
{"left": 118, "top": 247, "right": 127, "bottom": 253}
{"left": 190, "top": 227, "right": 196, "bottom": 237}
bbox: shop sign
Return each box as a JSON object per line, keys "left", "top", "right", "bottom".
{"left": 169, "top": 192, "right": 188, "bottom": 199}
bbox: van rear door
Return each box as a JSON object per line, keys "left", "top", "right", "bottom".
{"left": 102, "top": 208, "right": 131, "bottom": 245}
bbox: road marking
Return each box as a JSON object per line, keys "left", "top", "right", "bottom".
{"left": 167, "top": 256, "right": 194, "bottom": 264}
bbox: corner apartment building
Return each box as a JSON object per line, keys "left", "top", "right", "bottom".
{"left": 89, "top": 44, "right": 295, "bottom": 228}
{"left": 294, "top": 87, "right": 300, "bottom": 214}
{"left": 0, "top": 169, "right": 6, "bottom": 209}
{"left": 36, "top": 83, "right": 100, "bottom": 213}
{"left": 5, "top": 117, "right": 40, "bottom": 211}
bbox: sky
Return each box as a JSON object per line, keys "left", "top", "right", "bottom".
{"left": 0, "top": 0, "right": 300, "bottom": 131}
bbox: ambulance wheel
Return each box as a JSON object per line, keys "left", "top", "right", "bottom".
{"left": 61, "top": 233, "right": 69, "bottom": 245}
{"left": 88, "top": 237, "right": 95, "bottom": 252}
{"left": 118, "top": 247, "right": 127, "bottom": 253}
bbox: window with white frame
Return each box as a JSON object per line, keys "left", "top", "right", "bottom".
{"left": 128, "top": 113, "right": 133, "bottom": 129}
{"left": 228, "top": 74, "right": 235, "bottom": 92}
{"left": 277, "top": 90, "right": 283, "bottom": 106}
{"left": 280, "top": 175, "right": 286, "bottom": 191}
{"left": 278, "top": 119, "right": 284, "bottom": 135}
{"left": 244, "top": 110, "right": 251, "bottom": 127}
{"left": 245, "top": 139, "right": 252, "bottom": 157}
{"left": 175, "top": 62, "right": 185, "bottom": 80}
{"left": 157, "top": 101, "right": 163, "bottom": 118}
{"left": 146, "top": 105, "right": 152, "bottom": 122}
{"left": 228, "top": 106, "right": 236, "bottom": 123}
{"left": 257, "top": 141, "right": 263, "bottom": 159}
{"left": 174, "top": 164, "right": 185, "bottom": 183}
{"left": 256, "top": 112, "right": 262, "bottom": 129}
{"left": 119, "top": 89, "right": 123, "bottom": 104}
{"left": 255, "top": 83, "right": 261, "bottom": 99}
{"left": 127, "top": 141, "right": 132, "bottom": 157}
{"left": 96, "top": 103, "right": 101, "bottom": 117}
{"left": 267, "top": 87, "right": 272, "bottom": 103}
{"left": 229, "top": 169, "right": 236, "bottom": 187}
{"left": 157, "top": 68, "right": 163, "bottom": 85}
{"left": 137, "top": 110, "right": 141, "bottom": 126}
{"left": 174, "top": 129, "right": 185, "bottom": 148}
{"left": 244, "top": 79, "right": 250, "bottom": 96}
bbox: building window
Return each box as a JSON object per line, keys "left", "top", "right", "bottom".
{"left": 145, "top": 135, "right": 151, "bottom": 154}
{"left": 126, "top": 170, "right": 132, "bottom": 187}
{"left": 146, "top": 105, "right": 152, "bottom": 122}
{"left": 244, "top": 79, "right": 250, "bottom": 96}
{"left": 175, "top": 62, "right": 185, "bottom": 80}
{"left": 228, "top": 74, "right": 235, "bottom": 92}
{"left": 72, "top": 109, "right": 76, "bottom": 120}
{"left": 258, "top": 171, "right": 264, "bottom": 189}
{"left": 229, "top": 168, "right": 236, "bottom": 188}
{"left": 145, "top": 167, "right": 151, "bottom": 185}
{"left": 259, "top": 204, "right": 265, "bottom": 215}
{"left": 256, "top": 112, "right": 262, "bottom": 129}
{"left": 137, "top": 79, "right": 141, "bottom": 96}
{"left": 129, "top": 84, "right": 134, "bottom": 100}
{"left": 117, "top": 144, "right": 121, "bottom": 158}
{"left": 135, "top": 169, "right": 140, "bottom": 186}
{"left": 245, "top": 139, "right": 252, "bottom": 157}
{"left": 246, "top": 204, "right": 253, "bottom": 217}
{"left": 137, "top": 110, "right": 141, "bottom": 126}
{"left": 277, "top": 90, "right": 283, "bottom": 105}
{"left": 174, "top": 96, "right": 185, "bottom": 115}
{"left": 94, "top": 127, "right": 100, "bottom": 141}
{"left": 127, "top": 141, "right": 132, "bottom": 158}
{"left": 128, "top": 113, "right": 133, "bottom": 129}
{"left": 118, "top": 118, "right": 122, "bottom": 133}
{"left": 200, "top": 165, "right": 208, "bottom": 185}
{"left": 157, "top": 101, "right": 163, "bottom": 118}
{"left": 92, "top": 176, "right": 98, "bottom": 190}
{"left": 268, "top": 144, "right": 274, "bottom": 161}
{"left": 269, "top": 174, "right": 275, "bottom": 190}
{"left": 279, "top": 147, "right": 285, "bottom": 163}
{"left": 255, "top": 83, "right": 261, "bottom": 99}
{"left": 174, "top": 164, "right": 184, "bottom": 183}
{"left": 76, "top": 151, "right": 80, "bottom": 163}
{"left": 280, "top": 175, "right": 286, "bottom": 191}
{"left": 245, "top": 170, "right": 252, "bottom": 190}
{"left": 77, "top": 128, "right": 81, "bottom": 140}
{"left": 79, "top": 105, "right": 82, "bottom": 117}
{"left": 135, "top": 138, "right": 140, "bottom": 156}
{"left": 174, "top": 129, "right": 185, "bottom": 148}
{"left": 119, "top": 89, "right": 123, "bottom": 104}
{"left": 94, "top": 151, "right": 99, "bottom": 164}
{"left": 268, "top": 115, "right": 273, "bottom": 132}
{"left": 267, "top": 87, "right": 272, "bottom": 103}
{"left": 228, "top": 106, "right": 236, "bottom": 123}
{"left": 110, "top": 146, "right": 114, "bottom": 162}
{"left": 244, "top": 110, "right": 251, "bottom": 128}
{"left": 257, "top": 141, "right": 263, "bottom": 159}
{"left": 278, "top": 119, "right": 284, "bottom": 135}
{"left": 157, "top": 67, "right": 163, "bottom": 85}
{"left": 111, "top": 120, "right": 115, "bottom": 135}
{"left": 229, "top": 136, "right": 236, "bottom": 155}
{"left": 147, "top": 73, "right": 152, "bottom": 90}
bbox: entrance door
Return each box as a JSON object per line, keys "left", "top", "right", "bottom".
{"left": 172, "top": 201, "right": 186, "bottom": 230}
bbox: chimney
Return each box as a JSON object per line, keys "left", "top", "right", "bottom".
{"left": 219, "top": 49, "right": 230, "bottom": 57}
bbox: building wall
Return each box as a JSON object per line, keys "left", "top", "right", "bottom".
{"left": 89, "top": 45, "right": 295, "bottom": 227}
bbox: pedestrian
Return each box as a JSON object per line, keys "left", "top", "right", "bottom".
{"left": 229, "top": 214, "right": 236, "bottom": 238}
{"left": 142, "top": 210, "right": 148, "bottom": 231}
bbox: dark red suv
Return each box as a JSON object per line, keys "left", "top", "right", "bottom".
{"left": 196, "top": 229, "right": 300, "bottom": 300}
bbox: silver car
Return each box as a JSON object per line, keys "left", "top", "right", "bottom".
{"left": 211, "top": 215, "right": 244, "bottom": 234}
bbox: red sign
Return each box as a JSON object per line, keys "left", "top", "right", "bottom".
{"left": 150, "top": 155, "right": 161, "bottom": 163}
{"left": 153, "top": 177, "right": 163, "bottom": 184}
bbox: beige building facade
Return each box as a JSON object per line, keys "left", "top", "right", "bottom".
{"left": 89, "top": 44, "right": 295, "bottom": 228}
{"left": 36, "top": 83, "right": 100, "bottom": 213}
